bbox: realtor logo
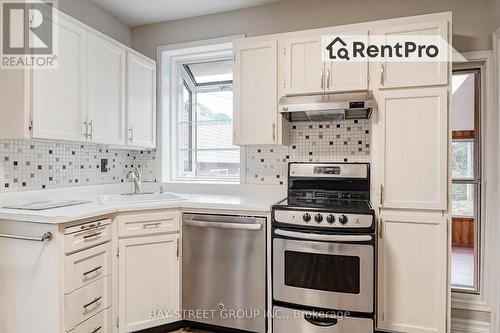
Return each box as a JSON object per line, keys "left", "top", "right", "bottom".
{"left": 1, "top": 0, "right": 57, "bottom": 68}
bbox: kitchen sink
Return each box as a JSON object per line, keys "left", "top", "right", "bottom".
{"left": 99, "top": 192, "right": 184, "bottom": 205}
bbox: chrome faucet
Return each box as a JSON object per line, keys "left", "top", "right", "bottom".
{"left": 126, "top": 167, "right": 142, "bottom": 194}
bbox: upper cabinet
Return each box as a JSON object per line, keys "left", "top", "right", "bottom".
{"left": 127, "top": 52, "right": 157, "bottom": 149}
{"left": 328, "top": 32, "right": 369, "bottom": 92}
{"left": 233, "top": 39, "right": 288, "bottom": 145}
{"left": 280, "top": 30, "right": 368, "bottom": 96}
{"left": 0, "top": 9, "right": 156, "bottom": 149}
{"left": 373, "top": 20, "right": 449, "bottom": 89}
{"left": 378, "top": 87, "right": 448, "bottom": 210}
{"left": 282, "top": 36, "right": 324, "bottom": 95}
{"left": 87, "top": 33, "right": 126, "bottom": 146}
{"left": 32, "top": 15, "right": 88, "bottom": 142}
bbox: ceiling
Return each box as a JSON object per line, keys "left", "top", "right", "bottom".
{"left": 92, "top": 0, "right": 282, "bottom": 26}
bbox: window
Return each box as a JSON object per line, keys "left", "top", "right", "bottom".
{"left": 451, "top": 69, "right": 481, "bottom": 293}
{"left": 175, "top": 58, "right": 240, "bottom": 181}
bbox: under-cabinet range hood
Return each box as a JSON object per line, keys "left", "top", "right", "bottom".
{"left": 279, "top": 91, "right": 374, "bottom": 122}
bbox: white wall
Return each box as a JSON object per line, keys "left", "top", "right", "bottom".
{"left": 452, "top": 74, "right": 475, "bottom": 131}
{"left": 494, "top": 0, "right": 500, "bottom": 30}
{"left": 131, "top": 0, "right": 493, "bottom": 59}
{"left": 58, "top": 0, "right": 131, "bottom": 46}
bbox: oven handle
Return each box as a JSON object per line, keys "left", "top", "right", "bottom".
{"left": 275, "top": 229, "right": 372, "bottom": 242}
{"left": 184, "top": 220, "right": 262, "bottom": 231}
{"left": 304, "top": 313, "right": 338, "bottom": 327}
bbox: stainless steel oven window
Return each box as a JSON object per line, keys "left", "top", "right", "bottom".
{"left": 451, "top": 69, "right": 481, "bottom": 293}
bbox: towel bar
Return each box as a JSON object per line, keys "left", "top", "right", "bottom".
{"left": 0, "top": 232, "right": 53, "bottom": 242}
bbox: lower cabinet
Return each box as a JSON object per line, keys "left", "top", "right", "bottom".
{"left": 377, "top": 212, "right": 448, "bottom": 333}
{"left": 118, "top": 232, "right": 180, "bottom": 333}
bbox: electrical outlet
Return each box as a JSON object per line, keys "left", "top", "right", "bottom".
{"left": 101, "top": 159, "right": 108, "bottom": 173}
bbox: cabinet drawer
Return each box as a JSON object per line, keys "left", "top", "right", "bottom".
{"left": 69, "top": 308, "right": 112, "bottom": 333}
{"left": 65, "top": 219, "right": 112, "bottom": 254}
{"left": 65, "top": 276, "right": 111, "bottom": 329}
{"left": 65, "top": 243, "right": 112, "bottom": 294}
{"left": 118, "top": 211, "right": 180, "bottom": 238}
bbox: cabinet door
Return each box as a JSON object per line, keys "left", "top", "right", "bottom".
{"left": 233, "top": 39, "right": 278, "bottom": 145}
{"left": 32, "top": 15, "right": 87, "bottom": 142}
{"left": 379, "top": 87, "right": 448, "bottom": 210}
{"left": 127, "top": 52, "right": 156, "bottom": 149}
{"left": 378, "top": 213, "right": 448, "bottom": 333}
{"left": 375, "top": 20, "right": 449, "bottom": 89}
{"left": 118, "top": 234, "right": 180, "bottom": 333}
{"left": 326, "top": 32, "right": 368, "bottom": 92}
{"left": 87, "top": 33, "right": 126, "bottom": 145}
{"left": 282, "top": 36, "right": 324, "bottom": 95}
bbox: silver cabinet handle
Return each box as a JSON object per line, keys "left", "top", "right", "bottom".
{"left": 128, "top": 127, "right": 133, "bottom": 142}
{"left": 83, "top": 265, "right": 102, "bottom": 278}
{"left": 88, "top": 120, "right": 93, "bottom": 139}
{"left": 275, "top": 229, "right": 372, "bottom": 242}
{"left": 80, "top": 221, "right": 102, "bottom": 231}
{"left": 0, "top": 232, "right": 52, "bottom": 242}
{"left": 83, "top": 296, "right": 102, "bottom": 310}
{"left": 326, "top": 68, "right": 331, "bottom": 90}
{"left": 380, "top": 184, "right": 384, "bottom": 205}
{"left": 83, "top": 120, "right": 89, "bottom": 138}
{"left": 320, "top": 68, "right": 324, "bottom": 89}
{"left": 143, "top": 222, "right": 161, "bottom": 229}
{"left": 184, "top": 220, "right": 262, "bottom": 231}
{"left": 380, "top": 64, "right": 385, "bottom": 85}
{"left": 83, "top": 232, "right": 102, "bottom": 240}
{"left": 272, "top": 123, "right": 276, "bottom": 141}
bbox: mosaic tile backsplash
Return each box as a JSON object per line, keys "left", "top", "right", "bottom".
{"left": 0, "top": 139, "right": 157, "bottom": 192}
{"left": 245, "top": 119, "right": 371, "bottom": 185}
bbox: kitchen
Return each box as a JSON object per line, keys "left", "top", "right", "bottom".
{"left": 0, "top": 1, "right": 499, "bottom": 333}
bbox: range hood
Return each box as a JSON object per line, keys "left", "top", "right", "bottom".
{"left": 279, "top": 91, "right": 374, "bottom": 122}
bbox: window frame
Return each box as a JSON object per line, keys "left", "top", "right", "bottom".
{"left": 451, "top": 68, "right": 482, "bottom": 294}
{"left": 158, "top": 36, "right": 245, "bottom": 184}
{"left": 177, "top": 64, "right": 238, "bottom": 181}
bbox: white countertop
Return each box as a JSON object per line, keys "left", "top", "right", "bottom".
{"left": 0, "top": 183, "right": 286, "bottom": 224}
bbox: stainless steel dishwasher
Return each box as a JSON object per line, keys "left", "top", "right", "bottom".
{"left": 182, "top": 213, "right": 266, "bottom": 333}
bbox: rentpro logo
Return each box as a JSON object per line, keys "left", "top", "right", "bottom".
{"left": 322, "top": 34, "right": 449, "bottom": 62}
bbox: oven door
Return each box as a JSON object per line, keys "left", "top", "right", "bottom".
{"left": 273, "top": 229, "right": 374, "bottom": 313}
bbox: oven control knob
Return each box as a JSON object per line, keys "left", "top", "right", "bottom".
{"left": 314, "top": 214, "right": 323, "bottom": 223}
{"left": 303, "top": 213, "right": 311, "bottom": 222}
{"left": 326, "top": 214, "right": 335, "bottom": 224}
{"left": 338, "top": 215, "right": 348, "bottom": 225}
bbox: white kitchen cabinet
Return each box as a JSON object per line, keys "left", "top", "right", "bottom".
{"left": 87, "top": 33, "right": 126, "bottom": 145}
{"left": 280, "top": 31, "right": 368, "bottom": 96}
{"left": 374, "top": 20, "right": 449, "bottom": 89}
{"left": 377, "top": 212, "right": 448, "bottom": 333}
{"left": 282, "top": 36, "right": 324, "bottom": 95}
{"left": 32, "top": 14, "right": 88, "bottom": 142}
{"left": 118, "top": 234, "right": 180, "bottom": 333}
{"left": 233, "top": 39, "right": 289, "bottom": 145}
{"left": 327, "top": 32, "right": 369, "bottom": 92}
{"left": 0, "top": 9, "right": 156, "bottom": 149}
{"left": 378, "top": 87, "right": 448, "bottom": 210}
{"left": 127, "top": 52, "right": 157, "bottom": 149}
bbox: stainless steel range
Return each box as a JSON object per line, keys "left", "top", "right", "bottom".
{"left": 272, "top": 162, "right": 375, "bottom": 333}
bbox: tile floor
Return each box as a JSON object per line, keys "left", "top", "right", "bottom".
{"left": 451, "top": 246, "right": 474, "bottom": 288}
